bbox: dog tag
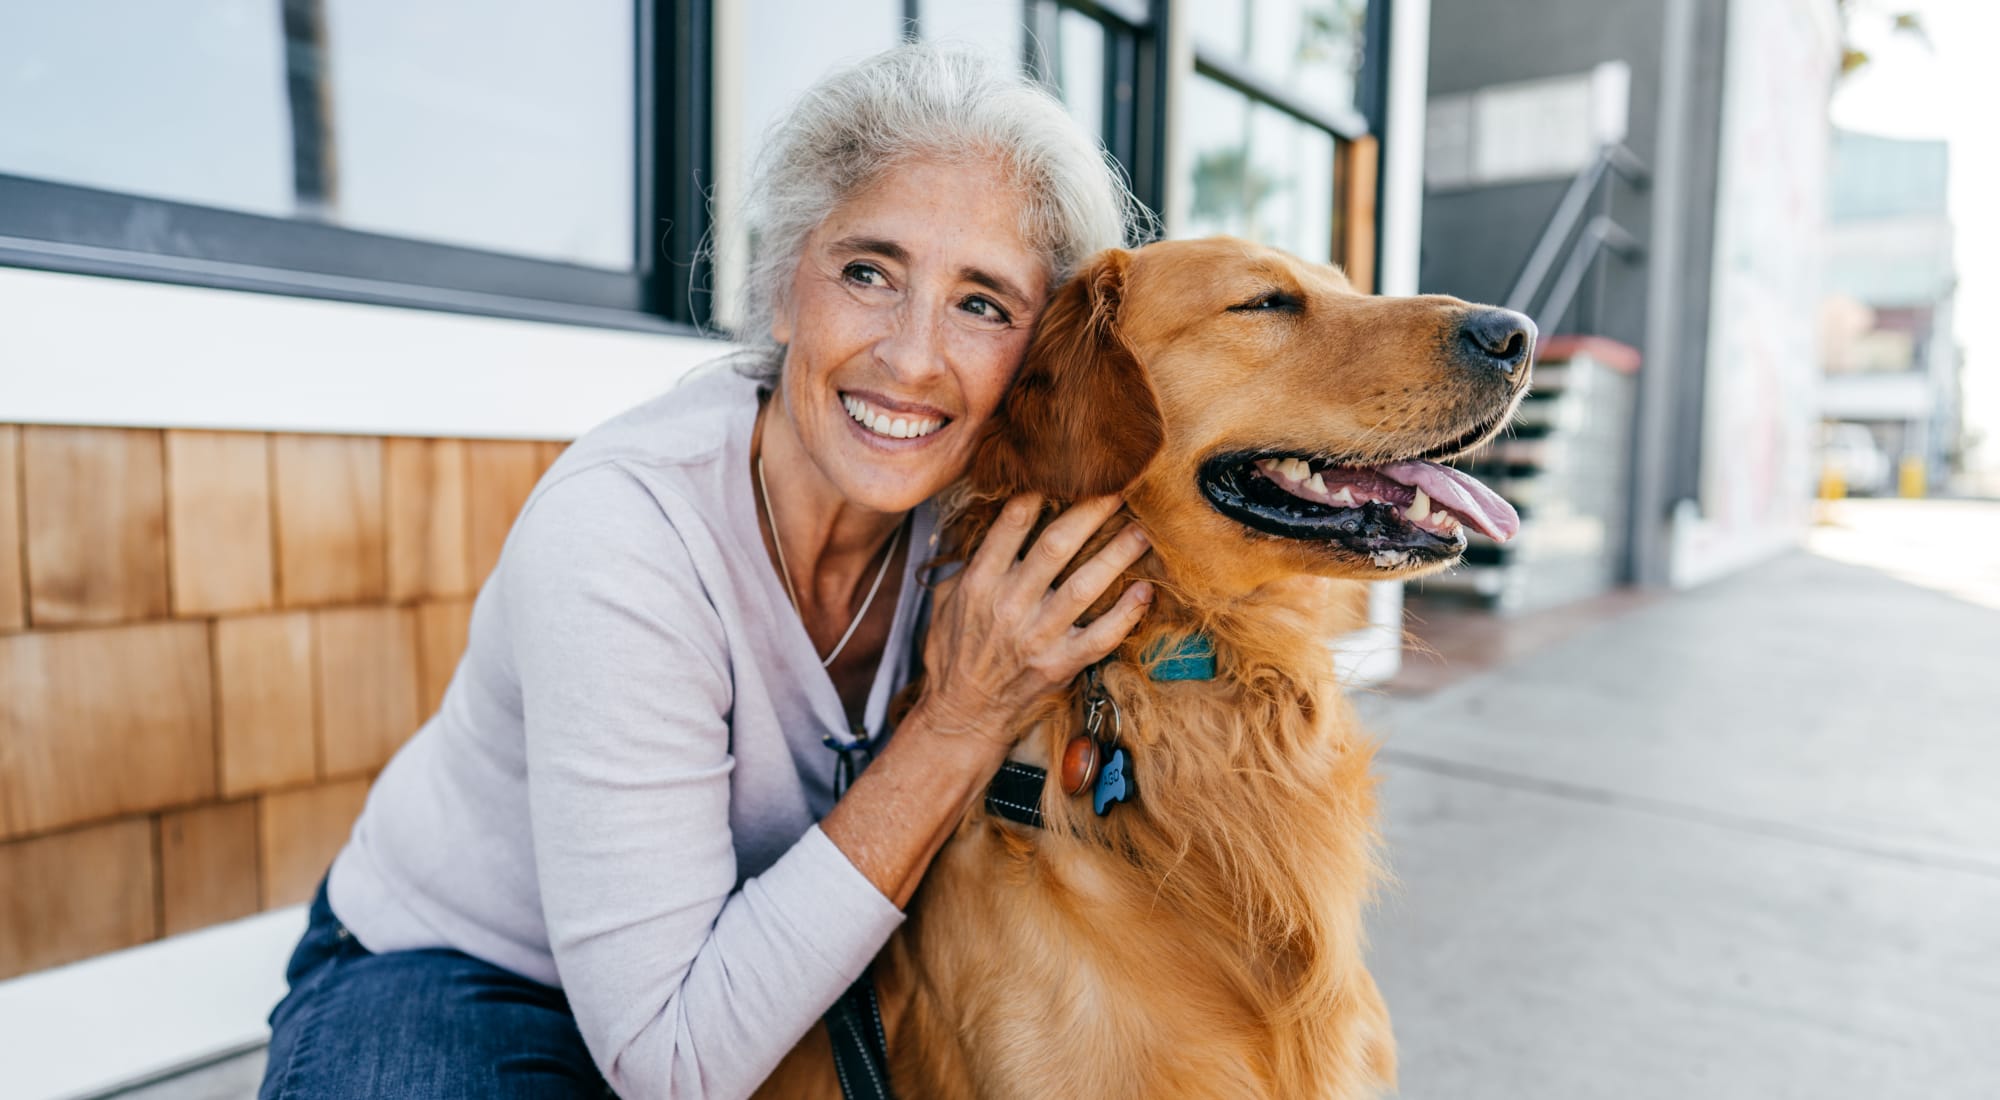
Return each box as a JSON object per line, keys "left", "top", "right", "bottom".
{"left": 1061, "top": 735, "right": 1101, "bottom": 795}
{"left": 1093, "top": 747, "right": 1131, "bottom": 816}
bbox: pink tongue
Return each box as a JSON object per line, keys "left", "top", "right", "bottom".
{"left": 1377, "top": 461, "right": 1520, "bottom": 542}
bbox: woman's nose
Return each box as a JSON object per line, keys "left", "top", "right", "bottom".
{"left": 873, "top": 303, "right": 949, "bottom": 383}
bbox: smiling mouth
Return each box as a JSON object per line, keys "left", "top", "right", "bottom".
{"left": 1199, "top": 452, "right": 1520, "bottom": 569}
{"left": 842, "top": 392, "right": 949, "bottom": 441}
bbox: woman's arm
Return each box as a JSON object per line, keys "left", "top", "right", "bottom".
{"left": 822, "top": 493, "right": 1153, "bottom": 906}
{"left": 506, "top": 467, "right": 906, "bottom": 1099}
{"left": 506, "top": 473, "right": 1146, "bottom": 1098}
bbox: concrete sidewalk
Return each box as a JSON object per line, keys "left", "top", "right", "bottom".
{"left": 1360, "top": 545, "right": 2000, "bottom": 1098}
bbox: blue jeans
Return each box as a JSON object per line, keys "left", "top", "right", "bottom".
{"left": 259, "top": 879, "right": 612, "bottom": 1098}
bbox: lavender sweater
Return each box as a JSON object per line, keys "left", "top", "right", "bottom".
{"left": 327, "top": 365, "right": 933, "bottom": 1097}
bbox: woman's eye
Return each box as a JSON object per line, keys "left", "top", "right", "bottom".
{"left": 960, "top": 296, "right": 1012, "bottom": 325}
{"left": 843, "top": 262, "right": 888, "bottom": 287}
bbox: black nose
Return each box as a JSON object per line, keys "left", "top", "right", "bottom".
{"left": 1457, "top": 309, "right": 1536, "bottom": 375}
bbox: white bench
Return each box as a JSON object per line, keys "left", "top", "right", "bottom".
{"left": 1, "top": 907, "right": 305, "bottom": 1100}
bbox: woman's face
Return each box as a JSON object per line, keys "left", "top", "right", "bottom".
{"left": 773, "top": 158, "right": 1049, "bottom": 515}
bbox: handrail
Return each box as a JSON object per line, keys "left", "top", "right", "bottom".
{"left": 1535, "top": 215, "right": 1644, "bottom": 335}
{"left": 1504, "top": 143, "right": 1650, "bottom": 329}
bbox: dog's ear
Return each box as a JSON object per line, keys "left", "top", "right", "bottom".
{"left": 973, "top": 249, "right": 1164, "bottom": 500}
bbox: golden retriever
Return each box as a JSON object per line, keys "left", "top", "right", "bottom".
{"left": 758, "top": 237, "right": 1533, "bottom": 1099}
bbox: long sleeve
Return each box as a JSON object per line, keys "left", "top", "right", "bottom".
{"left": 502, "top": 465, "right": 904, "bottom": 1098}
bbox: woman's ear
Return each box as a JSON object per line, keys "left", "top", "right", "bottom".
{"left": 972, "top": 249, "right": 1164, "bottom": 500}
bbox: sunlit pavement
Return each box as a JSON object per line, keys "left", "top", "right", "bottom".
{"left": 1361, "top": 498, "right": 2000, "bottom": 1098}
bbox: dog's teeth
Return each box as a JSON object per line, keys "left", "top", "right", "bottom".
{"left": 1408, "top": 489, "right": 1431, "bottom": 522}
{"left": 1306, "top": 472, "right": 1327, "bottom": 494}
{"left": 1329, "top": 487, "right": 1356, "bottom": 507}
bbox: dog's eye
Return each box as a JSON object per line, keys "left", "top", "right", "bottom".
{"left": 1229, "top": 291, "right": 1303, "bottom": 314}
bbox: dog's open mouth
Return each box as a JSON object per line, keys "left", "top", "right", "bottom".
{"left": 1199, "top": 452, "right": 1521, "bottom": 567}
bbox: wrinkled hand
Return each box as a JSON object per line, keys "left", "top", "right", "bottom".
{"left": 916, "top": 494, "right": 1154, "bottom": 752}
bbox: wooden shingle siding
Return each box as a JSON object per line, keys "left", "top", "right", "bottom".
{"left": 465, "top": 440, "right": 545, "bottom": 588}
{"left": 22, "top": 426, "right": 170, "bottom": 626}
{"left": 0, "top": 427, "right": 23, "bottom": 631}
{"left": 0, "top": 421, "right": 568, "bottom": 975}
{"left": 0, "top": 817, "right": 156, "bottom": 979}
{"left": 215, "top": 612, "right": 319, "bottom": 799}
{"left": 165, "top": 430, "right": 276, "bottom": 616}
{"left": 385, "top": 438, "right": 471, "bottom": 603}
{"left": 537, "top": 440, "right": 569, "bottom": 478}
{"left": 0, "top": 621, "right": 214, "bottom": 838}
{"left": 316, "top": 606, "right": 420, "bottom": 778}
{"left": 259, "top": 779, "right": 370, "bottom": 909}
{"left": 272, "top": 434, "right": 386, "bottom": 607}
{"left": 159, "top": 800, "right": 261, "bottom": 936}
{"left": 416, "top": 598, "right": 475, "bottom": 720}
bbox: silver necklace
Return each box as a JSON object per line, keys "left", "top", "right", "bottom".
{"left": 756, "top": 455, "right": 903, "bottom": 669}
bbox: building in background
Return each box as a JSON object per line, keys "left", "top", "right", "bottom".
{"left": 0, "top": 3, "right": 1435, "bottom": 1095}
{"left": 1410, "top": 0, "right": 1838, "bottom": 610}
{"left": 1819, "top": 128, "right": 1961, "bottom": 495}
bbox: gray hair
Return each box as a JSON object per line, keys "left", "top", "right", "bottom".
{"left": 727, "top": 41, "right": 1147, "bottom": 381}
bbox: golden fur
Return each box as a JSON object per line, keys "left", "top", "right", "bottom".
{"left": 757, "top": 238, "right": 1530, "bottom": 1099}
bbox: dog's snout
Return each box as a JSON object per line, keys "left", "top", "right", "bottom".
{"left": 1456, "top": 309, "right": 1536, "bottom": 375}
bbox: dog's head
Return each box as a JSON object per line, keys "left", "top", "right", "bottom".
{"left": 971, "top": 237, "right": 1533, "bottom": 597}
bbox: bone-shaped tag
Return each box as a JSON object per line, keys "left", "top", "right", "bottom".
{"left": 1093, "top": 747, "right": 1131, "bottom": 816}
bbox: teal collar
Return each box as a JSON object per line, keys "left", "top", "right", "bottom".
{"left": 1144, "top": 633, "right": 1216, "bottom": 681}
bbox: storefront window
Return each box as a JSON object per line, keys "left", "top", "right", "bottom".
{"left": 1183, "top": 74, "right": 1337, "bottom": 263}
{"left": 0, "top": 0, "right": 636, "bottom": 270}
{"left": 1189, "top": 0, "right": 1368, "bottom": 117}
{"left": 920, "top": 0, "right": 1027, "bottom": 76}
{"left": 1029, "top": 5, "right": 1109, "bottom": 144}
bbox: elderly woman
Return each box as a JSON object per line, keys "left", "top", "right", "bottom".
{"left": 258, "top": 43, "right": 1151, "bottom": 1099}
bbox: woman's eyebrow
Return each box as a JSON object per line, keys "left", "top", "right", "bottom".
{"left": 960, "top": 267, "right": 1029, "bottom": 304}
{"left": 831, "top": 235, "right": 909, "bottom": 263}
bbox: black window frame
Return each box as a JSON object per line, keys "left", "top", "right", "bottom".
{"left": 1184, "top": 0, "right": 1390, "bottom": 276}
{"left": 1015, "top": 0, "right": 1390, "bottom": 265}
{"left": 1011, "top": 0, "right": 1171, "bottom": 221}
{"left": 0, "top": 0, "right": 715, "bottom": 335}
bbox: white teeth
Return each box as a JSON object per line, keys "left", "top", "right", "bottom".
{"left": 1329, "top": 487, "right": 1357, "bottom": 507}
{"left": 1408, "top": 489, "right": 1431, "bottom": 522}
{"left": 1306, "top": 472, "right": 1327, "bottom": 494}
{"left": 844, "top": 394, "right": 944, "bottom": 439}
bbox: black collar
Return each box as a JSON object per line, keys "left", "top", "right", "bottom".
{"left": 981, "top": 633, "right": 1214, "bottom": 830}
{"left": 984, "top": 760, "right": 1049, "bottom": 829}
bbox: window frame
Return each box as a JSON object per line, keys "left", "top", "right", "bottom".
{"left": 0, "top": 0, "right": 714, "bottom": 335}
{"left": 1014, "top": 0, "right": 1171, "bottom": 220}
{"left": 1186, "top": 0, "right": 1389, "bottom": 286}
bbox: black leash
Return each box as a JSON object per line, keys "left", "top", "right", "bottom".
{"left": 821, "top": 635, "right": 1213, "bottom": 1096}
{"left": 825, "top": 971, "right": 896, "bottom": 1100}
{"left": 820, "top": 726, "right": 895, "bottom": 1099}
